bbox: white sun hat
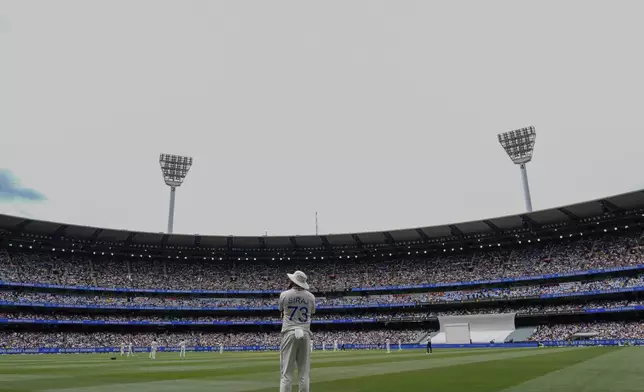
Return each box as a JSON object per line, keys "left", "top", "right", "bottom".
{"left": 287, "top": 270, "right": 309, "bottom": 290}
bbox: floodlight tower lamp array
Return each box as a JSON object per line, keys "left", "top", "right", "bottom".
{"left": 498, "top": 126, "right": 536, "bottom": 213}
{"left": 159, "top": 154, "right": 193, "bottom": 234}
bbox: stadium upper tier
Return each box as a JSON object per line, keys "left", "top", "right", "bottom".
{"left": 1, "top": 231, "right": 642, "bottom": 293}
{"left": 1, "top": 188, "right": 644, "bottom": 294}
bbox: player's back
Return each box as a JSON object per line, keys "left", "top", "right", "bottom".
{"left": 279, "top": 288, "right": 315, "bottom": 334}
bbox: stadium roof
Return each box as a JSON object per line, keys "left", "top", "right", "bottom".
{"left": 1, "top": 189, "right": 643, "bottom": 250}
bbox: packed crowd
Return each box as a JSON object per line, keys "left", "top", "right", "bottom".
{"left": 1, "top": 273, "right": 643, "bottom": 309}
{"left": 1, "top": 230, "right": 643, "bottom": 352}
{"left": 322, "top": 274, "right": 644, "bottom": 305}
{"left": 0, "top": 329, "right": 428, "bottom": 349}
{"left": 1, "top": 299, "right": 643, "bottom": 324}
{"left": 2, "top": 321, "right": 644, "bottom": 348}
{"left": 1, "top": 233, "right": 641, "bottom": 291}
{"left": 0, "top": 312, "right": 379, "bottom": 323}
{"left": 530, "top": 321, "right": 644, "bottom": 341}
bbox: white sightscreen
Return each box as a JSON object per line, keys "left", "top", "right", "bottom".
{"left": 433, "top": 313, "right": 517, "bottom": 344}
{"left": 445, "top": 323, "right": 471, "bottom": 344}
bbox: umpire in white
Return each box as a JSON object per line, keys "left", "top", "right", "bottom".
{"left": 279, "top": 270, "right": 315, "bottom": 392}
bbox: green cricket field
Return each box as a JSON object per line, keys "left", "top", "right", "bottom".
{"left": 0, "top": 347, "right": 641, "bottom": 391}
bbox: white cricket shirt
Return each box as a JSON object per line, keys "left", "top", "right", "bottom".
{"left": 278, "top": 287, "right": 316, "bottom": 334}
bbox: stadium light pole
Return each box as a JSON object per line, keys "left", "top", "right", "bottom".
{"left": 498, "top": 126, "right": 536, "bottom": 212}
{"left": 159, "top": 154, "right": 193, "bottom": 234}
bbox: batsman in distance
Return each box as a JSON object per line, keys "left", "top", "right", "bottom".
{"left": 279, "top": 270, "right": 316, "bottom": 392}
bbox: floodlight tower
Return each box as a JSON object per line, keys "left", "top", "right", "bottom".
{"left": 498, "top": 126, "right": 536, "bottom": 212}
{"left": 159, "top": 154, "right": 193, "bottom": 234}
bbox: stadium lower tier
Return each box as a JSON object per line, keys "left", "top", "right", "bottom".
{"left": 1, "top": 321, "right": 643, "bottom": 349}
{"left": 0, "top": 329, "right": 427, "bottom": 348}
{"left": 530, "top": 321, "right": 644, "bottom": 341}
{"left": 1, "top": 232, "right": 641, "bottom": 291}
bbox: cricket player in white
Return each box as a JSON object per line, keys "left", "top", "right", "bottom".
{"left": 219, "top": 343, "right": 224, "bottom": 354}
{"left": 127, "top": 342, "right": 134, "bottom": 357}
{"left": 120, "top": 342, "right": 125, "bottom": 356}
{"left": 386, "top": 338, "right": 391, "bottom": 354}
{"left": 333, "top": 340, "right": 338, "bottom": 352}
{"left": 398, "top": 340, "right": 402, "bottom": 351}
{"left": 179, "top": 340, "right": 186, "bottom": 358}
{"left": 149, "top": 340, "right": 158, "bottom": 360}
{"left": 279, "top": 270, "right": 315, "bottom": 392}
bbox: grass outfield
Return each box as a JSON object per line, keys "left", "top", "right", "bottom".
{"left": 0, "top": 347, "right": 642, "bottom": 391}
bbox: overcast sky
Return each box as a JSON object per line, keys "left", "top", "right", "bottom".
{"left": 1, "top": 1, "right": 643, "bottom": 236}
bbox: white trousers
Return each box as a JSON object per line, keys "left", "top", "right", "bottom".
{"left": 120, "top": 349, "right": 124, "bottom": 356}
{"left": 127, "top": 349, "right": 133, "bottom": 357}
{"left": 149, "top": 349, "right": 156, "bottom": 359}
{"left": 180, "top": 347, "right": 186, "bottom": 358}
{"left": 280, "top": 331, "right": 311, "bottom": 392}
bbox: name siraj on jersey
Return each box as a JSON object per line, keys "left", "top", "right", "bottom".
{"left": 287, "top": 297, "right": 309, "bottom": 305}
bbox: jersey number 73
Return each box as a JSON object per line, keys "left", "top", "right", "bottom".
{"left": 287, "top": 306, "right": 309, "bottom": 322}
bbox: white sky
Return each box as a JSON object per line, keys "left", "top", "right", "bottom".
{"left": 1, "top": 1, "right": 643, "bottom": 236}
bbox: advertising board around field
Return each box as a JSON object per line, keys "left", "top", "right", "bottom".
{"left": 0, "top": 340, "right": 642, "bottom": 354}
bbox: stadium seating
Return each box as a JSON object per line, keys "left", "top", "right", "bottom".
{"left": 1, "top": 233, "right": 641, "bottom": 291}
{"left": 1, "top": 227, "right": 644, "bottom": 348}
